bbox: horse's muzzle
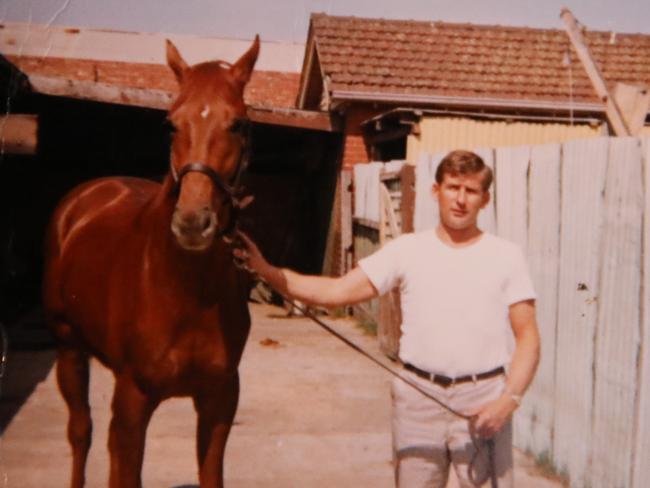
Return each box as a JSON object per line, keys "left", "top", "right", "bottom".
{"left": 170, "top": 207, "right": 218, "bottom": 251}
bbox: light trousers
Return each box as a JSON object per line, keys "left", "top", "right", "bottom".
{"left": 391, "top": 371, "right": 513, "bottom": 488}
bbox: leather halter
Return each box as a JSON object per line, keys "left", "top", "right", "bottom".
{"left": 170, "top": 118, "right": 251, "bottom": 237}
{"left": 172, "top": 163, "right": 236, "bottom": 200}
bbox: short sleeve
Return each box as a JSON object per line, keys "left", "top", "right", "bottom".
{"left": 505, "top": 246, "right": 537, "bottom": 305}
{"left": 358, "top": 238, "right": 402, "bottom": 296}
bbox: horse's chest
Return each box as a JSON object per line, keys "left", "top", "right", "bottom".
{"left": 136, "top": 326, "right": 242, "bottom": 394}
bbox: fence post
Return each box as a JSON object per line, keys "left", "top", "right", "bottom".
{"left": 340, "top": 170, "right": 353, "bottom": 275}
{"left": 400, "top": 164, "right": 416, "bottom": 233}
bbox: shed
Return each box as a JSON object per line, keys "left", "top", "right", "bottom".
{"left": 0, "top": 23, "right": 342, "bottom": 327}
{"left": 297, "top": 13, "right": 650, "bottom": 164}
{"left": 295, "top": 13, "right": 650, "bottom": 278}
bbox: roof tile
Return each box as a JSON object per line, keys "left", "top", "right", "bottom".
{"left": 308, "top": 13, "right": 650, "bottom": 107}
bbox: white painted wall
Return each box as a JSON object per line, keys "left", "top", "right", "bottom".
{"left": 0, "top": 22, "right": 305, "bottom": 72}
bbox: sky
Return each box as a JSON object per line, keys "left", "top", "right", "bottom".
{"left": 2, "top": 0, "right": 650, "bottom": 42}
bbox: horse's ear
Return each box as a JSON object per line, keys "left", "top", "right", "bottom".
{"left": 231, "top": 35, "right": 260, "bottom": 85}
{"left": 166, "top": 39, "right": 189, "bottom": 84}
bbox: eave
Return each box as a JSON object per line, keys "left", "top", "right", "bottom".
{"left": 330, "top": 90, "right": 625, "bottom": 117}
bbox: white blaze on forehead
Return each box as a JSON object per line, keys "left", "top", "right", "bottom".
{"left": 200, "top": 105, "right": 210, "bottom": 119}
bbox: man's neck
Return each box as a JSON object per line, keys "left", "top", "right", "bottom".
{"left": 436, "top": 224, "right": 483, "bottom": 248}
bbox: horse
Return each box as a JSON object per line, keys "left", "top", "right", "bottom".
{"left": 42, "top": 36, "right": 259, "bottom": 488}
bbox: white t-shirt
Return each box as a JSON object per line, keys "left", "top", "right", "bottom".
{"left": 358, "top": 230, "right": 536, "bottom": 377}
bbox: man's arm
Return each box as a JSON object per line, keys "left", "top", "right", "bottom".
{"left": 234, "top": 232, "right": 379, "bottom": 307}
{"left": 470, "top": 299, "right": 541, "bottom": 438}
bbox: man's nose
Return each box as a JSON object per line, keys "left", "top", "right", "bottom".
{"left": 457, "top": 188, "right": 467, "bottom": 204}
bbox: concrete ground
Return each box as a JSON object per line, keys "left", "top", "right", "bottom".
{"left": 0, "top": 303, "right": 564, "bottom": 487}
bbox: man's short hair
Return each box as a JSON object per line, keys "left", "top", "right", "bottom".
{"left": 435, "top": 150, "right": 493, "bottom": 191}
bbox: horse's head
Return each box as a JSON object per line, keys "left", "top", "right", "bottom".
{"left": 166, "top": 37, "right": 259, "bottom": 251}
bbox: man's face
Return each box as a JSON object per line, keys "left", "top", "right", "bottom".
{"left": 433, "top": 172, "right": 490, "bottom": 231}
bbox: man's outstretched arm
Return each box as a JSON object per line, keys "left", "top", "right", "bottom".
{"left": 234, "top": 231, "right": 378, "bottom": 307}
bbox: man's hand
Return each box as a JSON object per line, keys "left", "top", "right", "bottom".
{"left": 233, "top": 231, "right": 269, "bottom": 276}
{"left": 467, "top": 299, "right": 540, "bottom": 439}
{"left": 232, "top": 229, "right": 378, "bottom": 307}
{"left": 467, "top": 393, "right": 518, "bottom": 439}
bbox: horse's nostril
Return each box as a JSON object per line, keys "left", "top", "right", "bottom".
{"left": 171, "top": 208, "right": 216, "bottom": 242}
{"left": 201, "top": 215, "right": 212, "bottom": 232}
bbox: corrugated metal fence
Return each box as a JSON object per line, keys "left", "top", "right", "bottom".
{"left": 405, "top": 116, "right": 605, "bottom": 162}
{"left": 354, "top": 136, "right": 650, "bottom": 488}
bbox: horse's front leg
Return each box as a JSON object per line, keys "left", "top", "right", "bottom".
{"left": 108, "top": 373, "right": 159, "bottom": 488}
{"left": 194, "top": 373, "right": 240, "bottom": 488}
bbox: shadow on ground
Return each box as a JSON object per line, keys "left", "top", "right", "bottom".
{"left": 0, "top": 311, "right": 57, "bottom": 433}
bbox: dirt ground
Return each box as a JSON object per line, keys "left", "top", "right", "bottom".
{"left": 0, "top": 303, "right": 564, "bottom": 487}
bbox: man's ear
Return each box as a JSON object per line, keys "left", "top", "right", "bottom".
{"left": 481, "top": 191, "right": 491, "bottom": 208}
{"left": 432, "top": 183, "right": 440, "bottom": 201}
{"left": 166, "top": 39, "right": 188, "bottom": 84}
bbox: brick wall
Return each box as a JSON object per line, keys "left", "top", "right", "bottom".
{"left": 340, "top": 104, "right": 393, "bottom": 169}
{"left": 342, "top": 134, "right": 369, "bottom": 169}
{"left": 9, "top": 55, "right": 301, "bottom": 110}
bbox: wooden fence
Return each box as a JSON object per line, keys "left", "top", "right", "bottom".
{"left": 351, "top": 136, "right": 650, "bottom": 488}
{"left": 350, "top": 162, "right": 404, "bottom": 355}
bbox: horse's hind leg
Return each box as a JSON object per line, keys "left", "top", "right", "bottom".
{"left": 194, "top": 374, "right": 240, "bottom": 488}
{"left": 108, "top": 373, "right": 159, "bottom": 488}
{"left": 56, "top": 345, "right": 92, "bottom": 488}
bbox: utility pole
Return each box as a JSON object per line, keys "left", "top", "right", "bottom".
{"left": 560, "top": 8, "right": 632, "bottom": 136}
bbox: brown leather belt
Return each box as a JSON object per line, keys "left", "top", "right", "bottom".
{"left": 404, "top": 363, "right": 505, "bottom": 388}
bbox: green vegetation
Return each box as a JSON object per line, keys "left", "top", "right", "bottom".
{"left": 356, "top": 318, "right": 377, "bottom": 336}
{"left": 329, "top": 306, "right": 351, "bottom": 318}
{"left": 529, "top": 449, "right": 570, "bottom": 487}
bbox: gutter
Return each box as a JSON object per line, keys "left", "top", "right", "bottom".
{"left": 330, "top": 90, "right": 644, "bottom": 116}
{"left": 361, "top": 107, "right": 604, "bottom": 129}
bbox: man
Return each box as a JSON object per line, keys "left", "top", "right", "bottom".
{"left": 235, "top": 149, "right": 540, "bottom": 487}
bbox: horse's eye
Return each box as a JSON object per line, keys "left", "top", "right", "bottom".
{"left": 229, "top": 119, "right": 243, "bottom": 134}
{"left": 230, "top": 118, "right": 251, "bottom": 135}
{"left": 164, "top": 119, "right": 177, "bottom": 133}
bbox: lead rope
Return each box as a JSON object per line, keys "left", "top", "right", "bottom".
{"left": 249, "top": 275, "right": 498, "bottom": 487}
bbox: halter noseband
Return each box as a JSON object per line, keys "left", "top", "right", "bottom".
{"left": 172, "top": 162, "right": 236, "bottom": 200}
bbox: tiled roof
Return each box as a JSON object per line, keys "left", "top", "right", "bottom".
{"left": 9, "top": 55, "right": 300, "bottom": 110}
{"left": 306, "top": 13, "right": 650, "bottom": 110}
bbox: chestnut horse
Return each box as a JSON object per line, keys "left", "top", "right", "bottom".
{"left": 42, "top": 37, "right": 259, "bottom": 488}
